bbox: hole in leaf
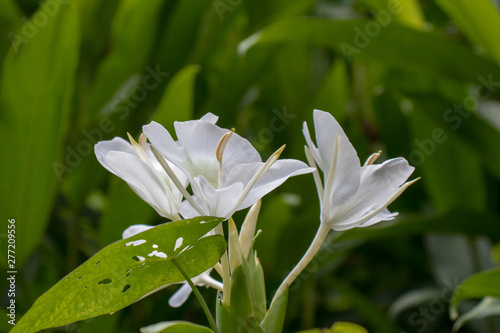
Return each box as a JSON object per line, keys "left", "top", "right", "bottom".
{"left": 84, "top": 286, "right": 88, "bottom": 289}
{"left": 122, "top": 284, "right": 131, "bottom": 293}
{"left": 126, "top": 269, "right": 131, "bottom": 277}
{"left": 98, "top": 278, "right": 112, "bottom": 285}
{"left": 132, "top": 255, "right": 145, "bottom": 262}
{"left": 139, "top": 263, "right": 146, "bottom": 269}
{"left": 78, "top": 276, "right": 82, "bottom": 280}
{"left": 95, "top": 261, "right": 101, "bottom": 266}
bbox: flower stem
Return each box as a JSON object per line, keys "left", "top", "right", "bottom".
{"left": 270, "top": 223, "right": 331, "bottom": 309}
{"left": 171, "top": 258, "right": 219, "bottom": 333}
{"left": 215, "top": 223, "right": 231, "bottom": 306}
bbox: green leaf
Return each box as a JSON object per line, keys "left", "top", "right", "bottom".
{"left": 153, "top": 64, "right": 199, "bottom": 127}
{"left": 261, "top": 288, "right": 288, "bottom": 333}
{"left": 140, "top": 321, "right": 214, "bottom": 333}
{"left": 452, "top": 297, "right": 500, "bottom": 332}
{"left": 0, "top": 1, "right": 80, "bottom": 267}
{"left": 413, "top": 95, "right": 500, "bottom": 179}
{"left": 330, "top": 322, "right": 368, "bottom": 333}
{"left": 312, "top": 59, "right": 349, "bottom": 123}
{"left": 295, "top": 322, "right": 368, "bottom": 333}
{"left": 12, "top": 216, "right": 225, "bottom": 333}
{"left": 244, "top": 251, "right": 267, "bottom": 323}
{"left": 229, "top": 265, "right": 255, "bottom": 329}
{"left": 239, "top": 18, "right": 500, "bottom": 84}
{"left": 88, "top": 0, "right": 166, "bottom": 116}
{"left": 408, "top": 101, "right": 487, "bottom": 212}
{"left": 451, "top": 268, "right": 500, "bottom": 320}
{"left": 361, "top": 0, "right": 425, "bottom": 29}
{"left": 335, "top": 210, "right": 500, "bottom": 243}
{"left": 434, "top": 0, "right": 500, "bottom": 64}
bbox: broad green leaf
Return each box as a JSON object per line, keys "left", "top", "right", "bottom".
{"left": 12, "top": 217, "right": 225, "bottom": 333}
{"left": 435, "top": 0, "right": 500, "bottom": 64}
{"left": 312, "top": 59, "right": 349, "bottom": 123}
{"left": 0, "top": 0, "right": 21, "bottom": 63}
{"left": 239, "top": 18, "right": 500, "bottom": 84}
{"left": 88, "top": 0, "right": 166, "bottom": 116}
{"left": 361, "top": 0, "right": 424, "bottom": 29}
{"left": 451, "top": 268, "right": 500, "bottom": 319}
{"left": 408, "top": 102, "right": 486, "bottom": 212}
{"left": 261, "top": 288, "right": 288, "bottom": 333}
{"left": 141, "top": 321, "right": 214, "bottom": 333}
{"left": 152, "top": 64, "right": 199, "bottom": 126}
{"left": 0, "top": 1, "right": 80, "bottom": 267}
{"left": 154, "top": 0, "right": 212, "bottom": 74}
{"left": 452, "top": 297, "right": 500, "bottom": 332}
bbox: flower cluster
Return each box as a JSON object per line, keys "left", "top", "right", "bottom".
{"left": 95, "top": 110, "right": 416, "bottom": 307}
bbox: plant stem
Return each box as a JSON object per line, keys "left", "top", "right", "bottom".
{"left": 215, "top": 223, "right": 231, "bottom": 306}
{"left": 171, "top": 258, "right": 219, "bottom": 333}
{"left": 270, "top": 223, "right": 330, "bottom": 309}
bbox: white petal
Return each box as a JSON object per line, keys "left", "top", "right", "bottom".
{"left": 313, "top": 110, "right": 361, "bottom": 207}
{"left": 199, "top": 112, "right": 219, "bottom": 124}
{"left": 302, "top": 121, "right": 324, "bottom": 170}
{"left": 236, "top": 159, "right": 315, "bottom": 209}
{"left": 357, "top": 208, "right": 398, "bottom": 228}
{"left": 345, "top": 157, "right": 414, "bottom": 218}
{"left": 168, "top": 283, "right": 192, "bottom": 308}
{"left": 102, "top": 151, "right": 178, "bottom": 219}
{"left": 94, "top": 137, "right": 136, "bottom": 176}
{"left": 142, "top": 121, "right": 185, "bottom": 165}
{"left": 122, "top": 224, "right": 154, "bottom": 239}
{"left": 192, "top": 176, "right": 244, "bottom": 218}
{"left": 175, "top": 120, "right": 225, "bottom": 162}
{"left": 179, "top": 199, "right": 202, "bottom": 219}
{"left": 329, "top": 158, "right": 414, "bottom": 229}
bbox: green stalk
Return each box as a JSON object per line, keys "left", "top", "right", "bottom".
{"left": 171, "top": 258, "right": 219, "bottom": 333}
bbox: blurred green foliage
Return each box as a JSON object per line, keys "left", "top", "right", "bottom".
{"left": 1, "top": 0, "right": 500, "bottom": 332}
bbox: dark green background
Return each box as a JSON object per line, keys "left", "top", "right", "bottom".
{"left": 1, "top": 0, "right": 500, "bottom": 332}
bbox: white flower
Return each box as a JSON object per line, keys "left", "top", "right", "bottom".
{"left": 303, "top": 109, "right": 417, "bottom": 231}
{"left": 142, "top": 113, "right": 314, "bottom": 218}
{"left": 95, "top": 133, "right": 188, "bottom": 221}
{"left": 271, "top": 110, "right": 417, "bottom": 308}
{"left": 122, "top": 224, "right": 222, "bottom": 308}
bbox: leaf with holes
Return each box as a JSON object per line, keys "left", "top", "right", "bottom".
{"left": 12, "top": 216, "right": 225, "bottom": 333}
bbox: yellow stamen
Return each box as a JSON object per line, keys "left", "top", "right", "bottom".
{"left": 364, "top": 150, "right": 382, "bottom": 166}
{"left": 127, "top": 132, "right": 152, "bottom": 166}
{"left": 216, "top": 128, "right": 235, "bottom": 188}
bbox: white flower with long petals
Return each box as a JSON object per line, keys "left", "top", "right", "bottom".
{"left": 142, "top": 113, "right": 314, "bottom": 218}
{"left": 303, "top": 109, "right": 417, "bottom": 231}
{"left": 95, "top": 133, "right": 188, "bottom": 221}
{"left": 121, "top": 224, "right": 223, "bottom": 308}
{"left": 271, "top": 109, "right": 417, "bottom": 307}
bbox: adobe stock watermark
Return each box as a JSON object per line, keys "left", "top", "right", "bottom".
{"left": 402, "top": 277, "right": 465, "bottom": 333}
{"left": 52, "top": 65, "right": 169, "bottom": 182}
{"left": 247, "top": 107, "right": 295, "bottom": 151}
{"left": 408, "top": 74, "right": 500, "bottom": 166}
{"left": 213, "top": 0, "right": 243, "bottom": 21}
{"left": 7, "top": 0, "right": 71, "bottom": 54}
{"left": 340, "top": 0, "right": 403, "bottom": 63}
